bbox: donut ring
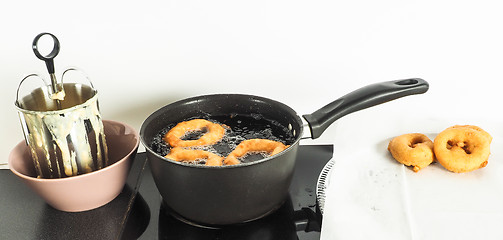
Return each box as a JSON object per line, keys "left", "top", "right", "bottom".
{"left": 164, "top": 119, "right": 226, "bottom": 147}
{"left": 434, "top": 126, "right": 491, "bottom": 173}
{"left": 388, "top": 133, "right": 434, "bottom": 172}
{"left": 448, "top": 125, "right": 492, "bottom": 142}
{"left": 165, "top": 147, "right": 224, "bottom": 166}
{"left": 224, "top": 139, "right": 289, "bottom": 165}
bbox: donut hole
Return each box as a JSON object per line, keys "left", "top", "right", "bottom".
{"left": 446, "top": 140, "right": 455, "bottom": 150}
{"left": 181, "top": 127, "right": 208, "bottom": 141}
{"left": 446, "top": 140, "right": 473, "bottom": 154}
{"left": 409, "top": 137, "right": 425, "bottom": 148}
{"left": 181, "top": 158, "right": 207, "bottom": 165}
{"left": 461, "top": 142, "right": 473, "bottom": 154}
{"left": 239, "top": 151, "right": 270, "bottom": 163}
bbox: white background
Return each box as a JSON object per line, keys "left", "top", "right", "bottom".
{"left": 1, "top": 0, "right": 503, "bottom": 237}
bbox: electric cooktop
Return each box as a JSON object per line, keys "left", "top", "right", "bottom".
{"left": 0, "top": 145, "right": 333, "bottom": 240}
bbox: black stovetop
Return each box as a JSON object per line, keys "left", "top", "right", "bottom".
{"left": 0, "top": 145, "right": 333, "bottom": 240}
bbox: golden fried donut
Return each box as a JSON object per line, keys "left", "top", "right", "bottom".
{"left": 164, "top": 119, "right": 225, "bottom": 147}
{"left": 165, "top": 147, "right": 224, "bottom": 166}
{"left": 387, "top": 133, "right": 434, "bottom": 172}
{"left": 434, "top": 126, "right": 491, "bottom": 173}
{"left": 224, "top": 139, "right": 289, "bottom": 165}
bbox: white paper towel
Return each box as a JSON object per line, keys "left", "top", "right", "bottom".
{"left": 320, "top": 108, "right": 503, "bottom": 240}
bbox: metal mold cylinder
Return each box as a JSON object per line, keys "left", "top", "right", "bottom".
{"left": 16, "top": 80, "right": 108, "bottom": 179}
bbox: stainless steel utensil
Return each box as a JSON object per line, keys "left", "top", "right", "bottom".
{"left": 15, "top": 33, "right": 109, "bottom": 179}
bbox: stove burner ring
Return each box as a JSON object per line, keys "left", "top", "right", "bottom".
{"left": 159, "top": 198, "right": 282, "bottom": 229}
{"left": 160, "top": 200, "right": 220, "bottom": 229}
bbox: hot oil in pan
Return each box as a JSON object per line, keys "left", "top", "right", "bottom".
{"left": 150, "top": 114, "right": 296, "bottom": 165}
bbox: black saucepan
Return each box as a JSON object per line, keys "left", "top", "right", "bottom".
{"left": 140, "top": 78, "right": 429, "bottom": 226}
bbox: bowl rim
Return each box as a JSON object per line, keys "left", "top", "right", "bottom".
{"left": 8, "top": 119, "right": 139, "bottom": 182}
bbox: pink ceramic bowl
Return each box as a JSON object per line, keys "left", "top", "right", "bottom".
{"left": 8, "top": 120, "right": 139, "bottom": 212}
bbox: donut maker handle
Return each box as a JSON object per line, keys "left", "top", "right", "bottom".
{"left": 302, "top": 78, "right": 429, "bottom": 139}
{"left": 32, "top": 33, "right": 61, "bottom": 96}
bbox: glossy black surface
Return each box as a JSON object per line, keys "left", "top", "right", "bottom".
{"left": 134, "top": 144, "right": 333, "bottom": 240}
{"left": 0, "top": 157, "right": 145, "bottom": 239}
{"left": 303, "top": 78, "right": 428, "bottom": 139}
{"left": 0, "top": 144, "right": 332, "bottom": 240}
{"left": 140, "top": 94, "right": 304, "bottom": 225}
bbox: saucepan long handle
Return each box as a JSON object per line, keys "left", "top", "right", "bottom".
{"left": 303, "top": 78, "right": 429, "bottom": 139}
